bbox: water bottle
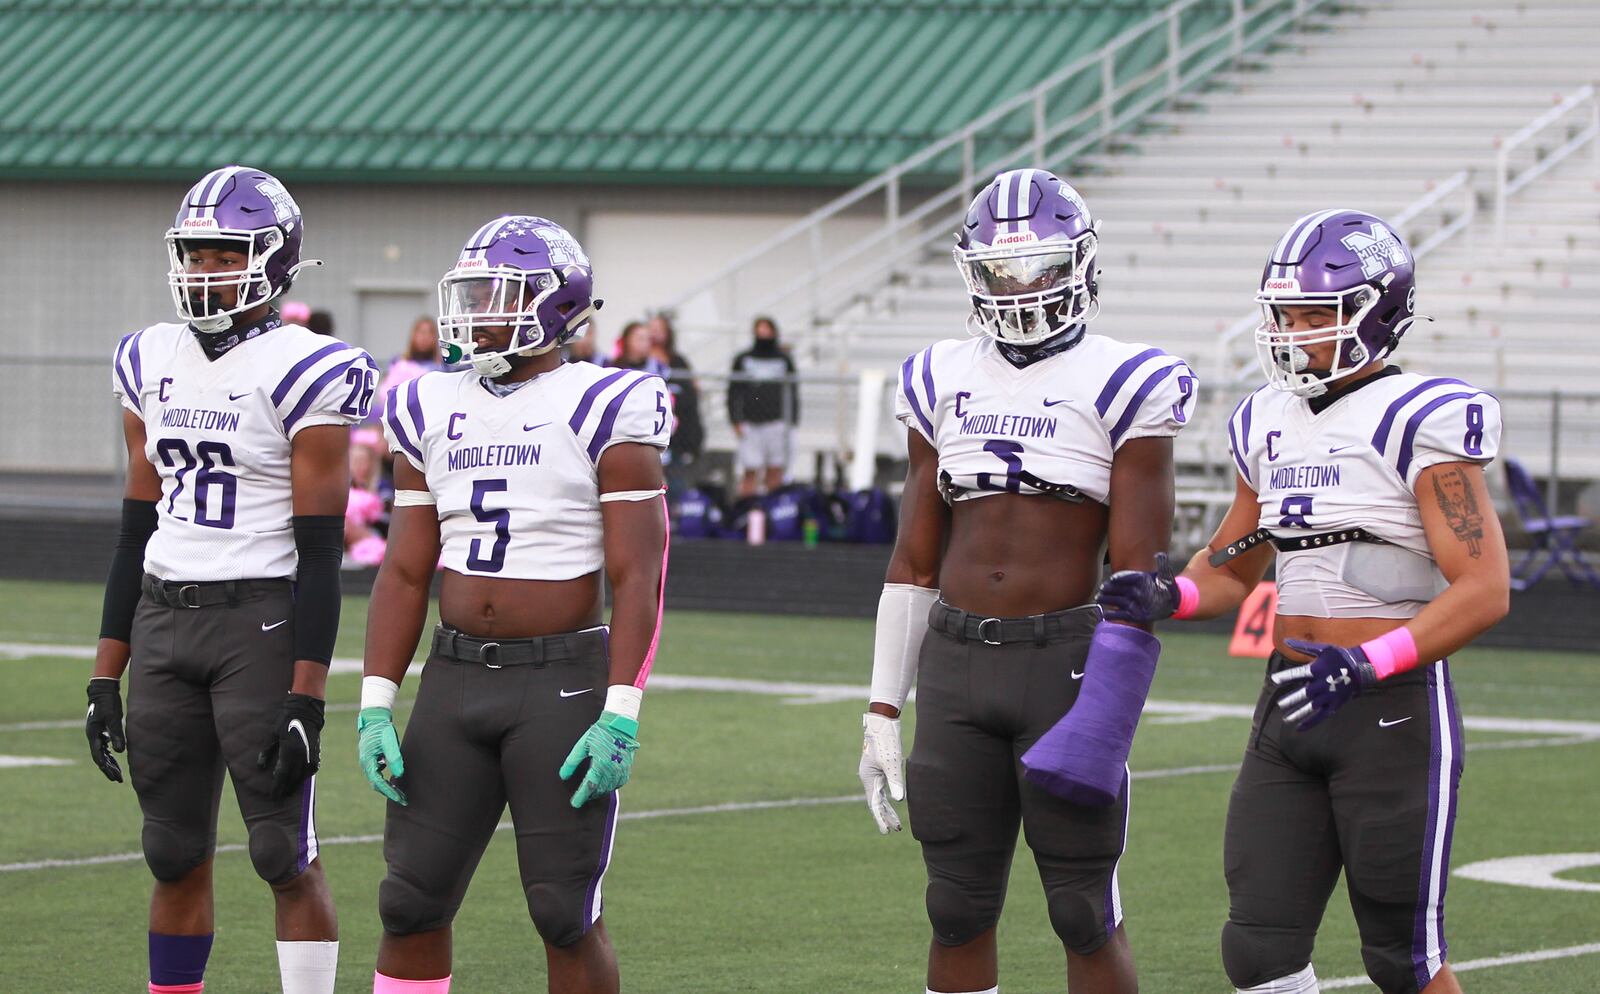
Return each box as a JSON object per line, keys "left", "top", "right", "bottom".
{"left": 802, "top": 517, "right": 819, "bottom": 549}
{"left": 746, "top": 507, "right": 767, "bottom": 546}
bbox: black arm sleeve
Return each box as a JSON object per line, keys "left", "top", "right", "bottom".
{"left": 98, "top": 499, "right": 158, "bottom": 642}
{"left": 292, "top": 515, "right": 345, "bottom": 666}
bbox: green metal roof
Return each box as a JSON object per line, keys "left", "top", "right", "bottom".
{"left": 0, "top": 0, "right": 1182, "bottom": 186}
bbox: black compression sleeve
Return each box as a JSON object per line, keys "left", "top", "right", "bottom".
{"left": 292, "top": 515, "right": 345, "bottom": 666}
{"left": 99, "top": 499, "right": 158, "bottom": 642}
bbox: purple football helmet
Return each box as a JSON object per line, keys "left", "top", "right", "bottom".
{"left": 1255, "top": 209, "right": 1419, "bottom": 396}
{"left": 953, "top": 168, "right": 1100, "bottom": 345}
{"left": 165, "top": 165, "right": 319, "bottom": 333}
{"left": 437, "top": 216, "right": 601, "bottom": 377}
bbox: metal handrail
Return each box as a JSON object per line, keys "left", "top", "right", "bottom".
{"left": 1494, "top": 84, "right": 1598, "bottom": 245}
{"left": 662, "top": 0, "right": 1333, "bottom": 333}
{"left": 1213, "top": 168, "right": 1478, "bottom": 386}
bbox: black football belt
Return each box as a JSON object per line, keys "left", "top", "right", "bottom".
{"left": 1207, "top": 527, "right": 1389, "bottom": 568}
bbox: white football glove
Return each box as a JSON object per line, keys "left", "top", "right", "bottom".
{"left": 859, "top": 712, "right": 906, "bottom": 834}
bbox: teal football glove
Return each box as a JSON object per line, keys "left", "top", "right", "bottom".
{"left": 559, "top": 712, "right": 640, "bottom": 808}
{"left": 357, "top": 706, "right": 407, "bottom": 805}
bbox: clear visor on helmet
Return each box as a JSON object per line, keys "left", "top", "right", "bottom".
{"left": 1253, "top": 284, "right": 1379, "bottom": 397}
{"left": 165, "top": 228, "right": 283, "bottom": 333}
{"left": 437, "top": 267, "right": 560, "bottom": 374}
{"left": 953, "top": 231, "right": 1098, "bottom": 346}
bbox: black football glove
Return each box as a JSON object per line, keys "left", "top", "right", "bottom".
{"left": 257, "top": 693, "right": 325, "bottom": 800}
{"left": 1095, "top": 552, "right": 1180, "bottom": 624}
{"left": 85, "top": 678, "right": 127, "bottom": 783}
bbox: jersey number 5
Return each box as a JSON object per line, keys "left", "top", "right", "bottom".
{"left": 467, "top": 479, "right": 511, "bottom": 573}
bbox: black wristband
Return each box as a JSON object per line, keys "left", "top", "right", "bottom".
{"left": 292, "top": 515, "right": 345, "bottom": 666}
{"left": 98, "top": 499, "right": 158, "bottom": 642}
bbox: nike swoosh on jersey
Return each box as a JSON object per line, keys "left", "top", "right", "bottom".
{"left": 559, "top": 688, "right": 593, "bottom": 698}
{"left": 229, "top": 392, "right": 250, "bottom": 401}
{"left": 1378, "top": 716, "right": 1412, "bottom": 728}
{"left": 1070, "top": 669, "right": 1086, "bottom": 680}
{"left": 523, "top": 422, "right": 550, "bottom": 432}
{"left": 1043, "top": 399, "right": 1071, "bottom": 408}
{"left": 1328, "top": 444, "right": 1359, "bottom": 454}
{"left": 261, "top": 619, "right": 288, "bottom": 632}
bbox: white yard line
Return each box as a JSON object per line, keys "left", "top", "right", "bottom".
{"left": 0, "top": 756, "right": 70, "bottom": 768}
{"left": 1321, "top": 941, "right": 1600, "bottom": 990}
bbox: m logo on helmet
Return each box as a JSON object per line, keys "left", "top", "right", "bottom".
{"left": 534, "top": 226, "right": 590, "bottom": 269}
{"left": 255, "top": 180, "right": 299, "bottom": 225}
{"left": 1340, "top": 223, "right": 1407, "bottom": 279}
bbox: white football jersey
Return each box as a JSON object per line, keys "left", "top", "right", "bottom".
{"left": 1227, "top": 369, "right": 1502, "bottom": 617}
{"left": 111, "top": 321, "right": 378, "bottom": 581}
{"left": 894, "top": 334, "right": 1197, "bottom": 504}
{"left": 386, "top": 363, "right": 670, "bottom": 581}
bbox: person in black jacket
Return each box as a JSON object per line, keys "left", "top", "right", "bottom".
{"left": 728, "top": 316, "right": 798, "bottom": 497}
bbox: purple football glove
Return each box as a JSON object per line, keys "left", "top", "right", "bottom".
{"left": 1270, "top": 639, "right": 1380, "bottom": 729}
{"left": 1095, "top": 552, "right": 1179, "bottom": 624}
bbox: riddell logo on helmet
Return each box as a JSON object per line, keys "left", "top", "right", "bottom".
{"left": 180, "top": 217, "right": 220, "bottom": 230}
{"left": 989, "top": 231, "right": 1039, "bottom": 247}
{"left": 1263, "top": 278, "right": 1300, "bottom": 292}
{"left": 455, "top": 257, "right": 489, "bottom": 269}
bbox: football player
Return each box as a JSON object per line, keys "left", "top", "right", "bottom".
{"left": 859, "top": 168, "right": 1195, "bottom": 994}
{"left": 90, "top": 165, "right": 375, "bottom": 994}
{"left": 358, "top": 216, "right": 667, "bottom": 994}
{"left": 1095, "top": 210, "right": 1510, "bottom": 994}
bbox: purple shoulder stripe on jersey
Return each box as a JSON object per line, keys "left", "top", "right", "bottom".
{"left": 568, "top": 369, "right": 631, "bottom": 433}
{"left": 404, "top": 375, "right": 426, "bottom": 444}
{"left": 1394, "top": 390, "right": 1483, "bottom": 479}
{"left": 384, "top": 386, "right": 422, "bottom": 463}
{"left": 1370, "top": 378, "right": 1470, "bottom": 453}
{"left": 900, "top": 355, "right": 933, "bottom": 436}
{"left": 113, "top": 332, "right": 139, "bottom": 400}
{"left": 1093, "top": 348, "right": 1165, "bottom": 417}
{"left": 1240, "top": 390, "right": 1254, "bottom": 451}
{"left": 581, "top": 791, "right": 620, "bottom": 929}
{"left": 1226, "top": 392, "right": 1255, "bottom": 485}
{"left": 271, "top": 342, "right": 348, "bottom": 408}
{"left": 1107, "top": 361, "right": 1181, "bottom": 446}
{"left": 586, "top": 372, "right": 656, "bottom": 461}
{"left": 918, "top": 346, "right": 938, "bottom": 415}
{"left": 127, "top": 328, "right": 147, "bottom": 392}
{"left": 282, "top": 358, "right": 358, "bottom": 431}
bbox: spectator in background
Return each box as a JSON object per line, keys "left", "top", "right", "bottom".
{"left": 728, "top": 315, "right": 798, "bottom": 497}
{"left": 282, "top": 300, "right": 312, "bottom": 326}
{"left": 345, "top": 428, "right": 388, "bottom": 567}
{"left": 563, "top": 325, "right": 598, "bottom": 364}
{"left": 373, "top": 316, "right": 445, "bottom": 422}
{"left": 610, "top": 320, "right": 671, "bottom": 378}
{"left": 649, "top": 314, "right": 704, "bottom": 494}
{"left": 307, "top": 309, "right": 336, "bottom": 336}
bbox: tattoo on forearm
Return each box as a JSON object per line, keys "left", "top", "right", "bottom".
{"left": 1433, "top": 469, "right": 1484, "bottom": 558}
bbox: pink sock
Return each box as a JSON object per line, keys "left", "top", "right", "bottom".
{"left": 150, "top": 985, "right": 203, "bottom": 994}
{"left": 373, "top": 973, "right": 451, "bottom": 993}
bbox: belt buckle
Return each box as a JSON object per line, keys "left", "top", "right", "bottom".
{"left": 478, "top": 641, "right": 502, "bottom": 668}
{"left": 176, "top": 584, "right": 201, "bottom": 609}
{"left": 977, "top": 617, "right": 1004, "bottom": 646}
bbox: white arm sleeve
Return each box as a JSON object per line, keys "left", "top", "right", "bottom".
{"left": 869, "top": 583, "right": 939, "bottom": 710}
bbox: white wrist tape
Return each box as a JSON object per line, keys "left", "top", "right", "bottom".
{"left": 599, "top": 488, "right": 667, "bottom": 503}
{"left": 604, "top": 684, "right": 644, "bottom": 721}
{"left": 361, "top": 675, "right": 399, "bottom": 711}
{"left": 870, "top": 583, "right": 938, "bottom": 710}
{"left": 393, "top": 489, "right": 435, "bottom": 507}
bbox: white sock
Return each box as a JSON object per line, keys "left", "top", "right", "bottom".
{"left": 1238, "top": 964, "right": 1318, "bottom": 994}
{"left": 926, "top": 988, "right": 998, "bottom": 994}
{"left": 277, "top": 940, "right": 339, "bottom": 994}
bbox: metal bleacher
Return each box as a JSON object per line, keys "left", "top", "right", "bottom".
{"left": 670, "top": 0, "right": 1600, "bottom": 485}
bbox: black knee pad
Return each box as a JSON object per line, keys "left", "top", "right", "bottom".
{"left": 246, "top": 821, "right": 302, "bottom": 885}
{"left": 378, "top": 874, "right": 455, "bottom": 936}
{"left": 1221, "top": 921, "right": 1313, "bottom": 990}
{"left": 1045, "top": 889, "right": 1110, "bottom": 955}
{"left": 141, "top": 822, "right": 209, "bottom": 883}
{"left": 1361, "top": 944, "right": 1424, "bottom": 994}
{"left": 925, "top": 877, "right": 999, "bottom": 947}
{"left": 524, "top": 882, "right": 588, "bottom": 948}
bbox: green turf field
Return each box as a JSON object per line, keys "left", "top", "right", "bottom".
{"left": 2, "top": 578, "right": 1598, "bottom": 993}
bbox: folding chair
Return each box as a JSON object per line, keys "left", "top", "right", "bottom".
{"left": 1502, "top": 457, "right": 1600, "bottom": 591}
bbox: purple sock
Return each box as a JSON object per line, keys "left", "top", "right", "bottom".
{"left": 1021, "top": 622, "right": 1160, "bottom": 806}
{"left": 150, "top": 932, "right": 213, "bottom": 988}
